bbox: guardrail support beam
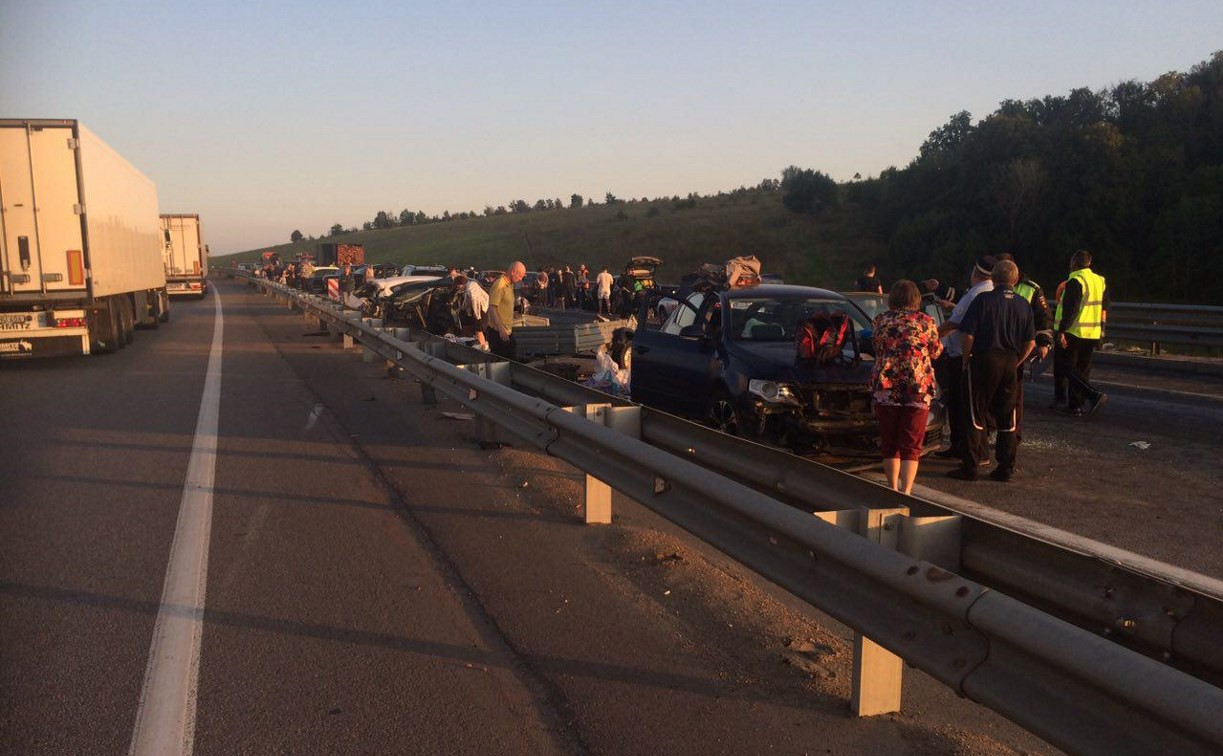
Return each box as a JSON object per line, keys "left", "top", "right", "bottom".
{"left": 852, "top": 507, "right": 909, "bottom": 717}
{"left": 813, "top": 507, "right": 911, "bottom": 716}
{"left": 463, "top": 362, "right": 513, "bottom": 448}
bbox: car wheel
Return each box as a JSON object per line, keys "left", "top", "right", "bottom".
{"left": 707, "top": 392, "right": 740, "bottom": 436}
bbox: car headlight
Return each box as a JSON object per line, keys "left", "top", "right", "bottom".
{"left": 748, "top": 379, "right": 801, "bottom": 405}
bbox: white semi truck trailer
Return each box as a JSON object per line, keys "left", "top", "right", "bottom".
{"left": 160, "top": 214, "right": 208, "bottom": 298}
{"left": 0, "top": 119, "right": 168, "bottom": 359}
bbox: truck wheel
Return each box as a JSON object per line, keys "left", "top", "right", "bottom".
{"left": 91, "top": 300, "right": 123, "bottom": 353}
{"left": 121, "top": 298, "right": 136, "bottom": 344}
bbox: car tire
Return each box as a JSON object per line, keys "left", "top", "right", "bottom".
{"left": 707, "top": 390, "right": 740, "bottom": 436}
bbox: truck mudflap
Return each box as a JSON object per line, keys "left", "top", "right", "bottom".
{"left": 167, "top": 279, "right": 207, "bottom": 297}
{"left": 0, "top": 331, "right": 89, "bottom": 359}
{"left": 0, "top": 310, "right": 91, "bottom": 359}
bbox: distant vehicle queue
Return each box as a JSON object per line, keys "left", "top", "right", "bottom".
{"left": 0, "top": 119, "right": 208, "bottom": 360}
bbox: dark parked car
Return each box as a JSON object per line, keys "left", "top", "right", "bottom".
{"left": 631, "top": 284, "right": 944, "bottom": 456}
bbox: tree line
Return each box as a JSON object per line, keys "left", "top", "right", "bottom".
{"left": 846, "top": 50, "right": 1223, "bottom": 303}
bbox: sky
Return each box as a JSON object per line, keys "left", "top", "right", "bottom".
{"left": 3, "top": 1, "right": 1221, "bottom": 255}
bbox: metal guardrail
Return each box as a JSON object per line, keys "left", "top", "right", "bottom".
{"left": 1108, "top": 302, "right": 1223, "bottom": 352}
{"left": 229, "top": 272, "right": 1223, "bottom": 754}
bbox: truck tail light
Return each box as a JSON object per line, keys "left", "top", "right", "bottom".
{"left": 53, "top": 317, "right": 87, "bottom": 328}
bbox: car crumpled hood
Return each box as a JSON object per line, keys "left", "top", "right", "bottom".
{"left": 725, "top": 340, "right": 873, "bottom": 386}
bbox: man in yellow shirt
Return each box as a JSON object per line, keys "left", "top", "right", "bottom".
{"left": 485, "top": 261, "right": 526, "bottom": 359}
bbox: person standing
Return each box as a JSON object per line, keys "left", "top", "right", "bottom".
{"left": 871, "top": 280, "right": 943, "bottom": 494}
{"left": 950, "top": 260, "right": 1035, "bottom": 482}
{"left": 855, "top": 264, "right": 884, "bottom": 294}
{"left": 1054, "top": 250, "right": 1109, "bottom": 417}
{"left": 576, "top": 265, "right": 590, "bottom": 310}
{"left": 560, "top": 266, "right": 576, "bottom": 310}
{"left": 596, "top": 266, "right": 614, "bottom": 316}
{"left": 934, "top": 256, "right": 995, "bottom": 461}
{"left": 485, "top": 262, "right": 526, "bottom": 359}
{"left": 994, "top": 253, "right": 1052, "bottom": 439}
{"left": 547, "top": 267, "right": 561, "bottom": 307}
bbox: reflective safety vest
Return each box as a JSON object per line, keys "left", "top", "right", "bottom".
{"left": 1014, "top": 280, "right": 1038, "bottom": 303}
{"left": 1054, "top": 268, "right": 1106, "bottom": 339}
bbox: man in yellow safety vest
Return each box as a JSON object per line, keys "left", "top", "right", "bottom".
{"left": 1053, "top": 250, "right": 1109, "bottom": 417}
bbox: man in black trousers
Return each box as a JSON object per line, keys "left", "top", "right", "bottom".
{"left": 949, "top": 260, "right": 1035, "bottom": 482}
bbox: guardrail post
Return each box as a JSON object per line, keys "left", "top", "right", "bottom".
{"left": 811, "top": 508, "right": 960, "bottom": 717}
{"left": 813, "top": 507, "right": 911, "bottom": 716}
{"left": 462, "top": 362, "right": 511, "bottom": 447}
{"left": 560, "top": 403, "right": 620, "bottom": 525}
{"left": 851, "top": 507, "right": 909, "bottom": 716}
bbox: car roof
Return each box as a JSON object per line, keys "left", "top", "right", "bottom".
{"left": 722, "top": 284, "right": 847, "bottom": 301}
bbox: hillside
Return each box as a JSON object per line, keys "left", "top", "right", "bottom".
{"left": 225, "top": 193, "right": 889, "bottom": 288}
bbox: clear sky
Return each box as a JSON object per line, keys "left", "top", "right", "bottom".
{"left": 3, "top": 0, "right": 1221, "bottom": 254}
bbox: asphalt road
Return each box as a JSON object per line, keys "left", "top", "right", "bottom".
{"left": 7, "top": 275, "right": 1217, "bottom": 755}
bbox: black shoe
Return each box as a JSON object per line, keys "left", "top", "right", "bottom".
{"left": 989, "top": 467, "right": 1013, "bottom": 482}
{"left": 946, "top": 467, "right": 978, "bottom": 481}
{"left": 1057, "top": 405, "right": 1084, "bottom": 417}
{"left": 933, "top": 448, "right": 961, "bottom": 459}
{"left": 1085, "top": 393, "right": 1108, "bottom": 417}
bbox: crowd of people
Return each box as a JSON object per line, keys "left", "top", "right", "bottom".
{"left": 865, "top": 250, "right": 1109, "bottom": 491}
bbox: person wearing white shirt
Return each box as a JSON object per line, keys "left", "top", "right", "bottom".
{"left": 596, "top": 266, "right": 614, "bottom": 316}
{"left": 933, "top": 256, "right": 996, "bottom": 461}
{"left": 462, "top": 277, "right": 491, "bottom": 349}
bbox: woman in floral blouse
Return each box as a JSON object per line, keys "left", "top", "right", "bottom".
{"left": 871, "top": 280, "right": 943, "bottom": 494}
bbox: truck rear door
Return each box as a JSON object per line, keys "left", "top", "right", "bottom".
{"left": 0, "top": 123, "right": 86, "bottom": 296}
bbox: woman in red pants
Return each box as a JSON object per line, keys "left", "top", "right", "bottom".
{"left": 870, "top": 280, "right": 943, "bottom": 494}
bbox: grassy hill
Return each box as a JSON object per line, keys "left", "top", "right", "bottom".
{"left": 224, "top": 192, "right": 888, "bottom": 288}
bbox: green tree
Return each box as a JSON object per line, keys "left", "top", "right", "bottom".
{"left": 290, "top": 229, "right": 304, "bottom": 243}
{"left": 329, "top": 223, "right": 343, "bottom": 236}
{"left": 570, "top": 193, "right": 583, "bottom": 208}
{"left": 780, "top": 166, "right": 839, "bottom": 215}
{"left": 399, "top": 209, "right": 414, "bottom": 225}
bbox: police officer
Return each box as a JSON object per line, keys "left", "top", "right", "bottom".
{"left": 1054, "top": 249, "right": 1109, "bottom": 417}
{"left": 948, "top": 260, "right": 1035, "bottom": 482}
{"left": 994, "top": 253, "right": 1052, "bottom": 438}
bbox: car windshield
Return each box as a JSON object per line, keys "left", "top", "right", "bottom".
{"left": 847, "top": 294, "right": 886, "bottom": 320}
{"left": 727, "top": 298, "right": 870, "bottom": 341}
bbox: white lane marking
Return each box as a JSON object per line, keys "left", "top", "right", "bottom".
{"left": 305, "top": 402, "right": 324, "bottom": 432}
{"left": 129, "top": 292, "right": 224, "bottom": 756}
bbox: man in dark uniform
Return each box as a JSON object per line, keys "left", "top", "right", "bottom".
{"left": 994, "top": 252, "right": 1052, "bottom": 439}
{"left": 948, "top": 260, "right": 1035, "bottom": 482}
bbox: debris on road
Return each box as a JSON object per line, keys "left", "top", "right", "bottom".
{"left": 440, "top": 412, "right": 475, "bottom": 421}
{"left": 1130, "top": 441, "right": 1152, "bottom": 450}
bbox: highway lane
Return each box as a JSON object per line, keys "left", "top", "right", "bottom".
{"left": 0, "top": 290, "right": 564, "bottom": 754}
{"left": 0, "top": 302, "right": 210, "bottom": 753}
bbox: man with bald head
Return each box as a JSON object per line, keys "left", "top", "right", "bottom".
{"left": 950, "top": 259, "right": 1035, "bottom": 482}
{"left": 485, "top": 261, "right": 526, "bottom": 359}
